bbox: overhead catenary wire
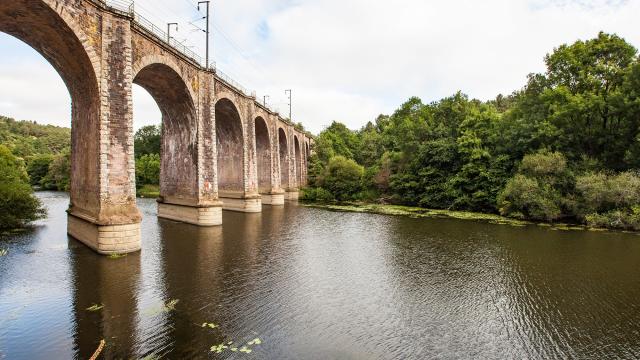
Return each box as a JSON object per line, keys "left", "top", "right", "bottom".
{"left": 132, "top": 0, "right": 290, "bottom": 113}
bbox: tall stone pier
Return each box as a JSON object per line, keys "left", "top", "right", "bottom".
{"left": 0, "top": 0, "right": 312, "bottom": 254}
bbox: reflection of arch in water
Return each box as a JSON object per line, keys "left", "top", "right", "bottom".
{"left": 157, "top": 220, "right": 227, "bottom": 357}
{"left": 71, "top": 247, "right": 141, "bottom": 358}
{"left": 157, "top": 216, "right": 263, "bottom": 356}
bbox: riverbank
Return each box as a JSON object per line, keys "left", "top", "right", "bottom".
{"left": 137, "top": 184, "right": 160, "bottom": 198}
{"left": 304, "top": 202, "right": 637, "bottom": 234}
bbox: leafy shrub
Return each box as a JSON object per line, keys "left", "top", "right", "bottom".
{"left": 574, "top": 172, "right": 640, "bottom": 215}
{"left": 0, "top": 145, "right": 46, "bottom": 229}
{"left": 300, "top": 187, "right": 335, "bottom": 202}
{"left": 135, "top": 154, "right": 160, "bottom": 187}
{"left": 497, "top": 151, "right": 571, "bottom": 221}
{"left": 519, "top": 150, "right": 567, "bottom": 177}
{"left": 319, "top": 156, "right": 364, "bottom": 201}
{"left": 585, "top": 206, "right": 640, "bottom": 231}
{"left": 137, "top": 184, "right": 160, "bottom": 198}
{"left": 497, "top": 174, "right": 562, "bottom": 221}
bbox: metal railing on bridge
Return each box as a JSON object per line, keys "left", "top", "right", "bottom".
{"left": 97, "top": 0, "right": 278, "bottom": 106}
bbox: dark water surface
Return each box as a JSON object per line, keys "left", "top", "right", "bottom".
{"left": 1, "top": 192, "right": 640, "bottom": 359}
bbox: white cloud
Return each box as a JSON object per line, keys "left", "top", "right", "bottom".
{"left": 0, "top": 53, "right": 70, "bottom": 124}
{"left": 1, "top": 0, "right": 639, "bottom": 134}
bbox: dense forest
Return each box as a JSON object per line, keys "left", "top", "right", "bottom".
{"left": 303, "top": 33, "right": 640, "bottom": 231}
{"left": 0, "top": 116, "right": 71, "bottom": 191}
{"left": 0, "top": 116, "right": 70, "bottom": 229}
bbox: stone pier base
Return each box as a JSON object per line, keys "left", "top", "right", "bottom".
{"left": 219, "top": 193, "right": 262, "bottom": 213}
{"left": 261, "top": 193, "right": 285, "bottom": 206}
{"left": 285, "top": 191, "right": 299, "bottom": 201}
{"left": 67, "top": 214, "right": 141, "bottom": 255}
{"left": 157, "top": 202, "right": 222, "bottom": 226}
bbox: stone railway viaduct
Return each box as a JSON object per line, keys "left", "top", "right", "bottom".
{"left": 0, "top": 0, "right": 313, "bottom": 254}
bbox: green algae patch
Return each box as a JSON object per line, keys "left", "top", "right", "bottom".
{"left": 308, "top": 203, "right": 531, "bottom": 226}
{"left": 307, "top": 203, "right": 640, "bottom": 234}
{"left": 550, "top": 224, "right": 588, "bottom": 231}
{"left": 108, "top": 253, "right": 127, "bottom": 260}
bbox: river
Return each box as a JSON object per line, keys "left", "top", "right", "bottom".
{"left": 0, "top": 192, "right": 639, "bottom": 359}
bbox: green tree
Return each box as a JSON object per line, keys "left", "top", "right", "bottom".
{"left": 497, "top": 151, "right": 571, "bottom": 221}
{"left": 319, "top": 156, "right": 364, "bottom": 201}
{"left": 510, "top": 32, "right": 640, "bottom": 170}
{"left": 0, "top": 145, "right": 46, "bottom": 229}
{"left": 134, "top": 125, "right": 161, "bottom": 158}
{"left": 26, "top": 154, "right": 54, "bottom": 187}
{"left": 135, "top": 154, "right": 160, "bottom": 186}
{"left": 41, "top": 150, "right": 71, "bottom": 191}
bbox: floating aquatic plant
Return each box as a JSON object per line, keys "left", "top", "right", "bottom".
{"left": 140, "top": 355, "right": 160, "bottom": 360}
{"left": 310, "top": 203, "right": 531, "bottom": 226}
{"left": 143, "top": 298, "right": 180, "bottom": 316}
{"left": 86, "top": 304, "right": 104, "bottom": 312}
{"left": 0, "top": 248, "right": 7, "bottom": 256}
{"left": 210, "top": 337, "right": 262, "bottom": 355}
{"left": 210, "top": 344, "right": 228, "bottom": 353}
{"left": 164, "top": 299, "right": 179, "bottom": 312}
{"left": 108, "top": 253, "right": 127, "bottom": 259}
{"left": 201, "top": 322, "right": 218, "bottom": 329}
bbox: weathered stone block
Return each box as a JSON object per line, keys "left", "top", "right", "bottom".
{"left": 68, "top": 214, "right": 141, "bottom": 254}
{"left": 157, "top": 202, "right": 222, "bottom": 226}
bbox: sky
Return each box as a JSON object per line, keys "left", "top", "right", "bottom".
{"left": 0, "top": 0, "right": 639, "bottom": 134}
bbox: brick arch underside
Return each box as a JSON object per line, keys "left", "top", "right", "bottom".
{"left": 0, "top": 0, "right": 101, "bottom": 217}
{"left": 278, "top": 128, "right": 289, "bottom": 190}
{"left": 294, "top": 136, "right": 302, "bottom": 187}
{"left": 134, "top": 63, "right": 198, "bottom": 202}
{"left": 215, "top": 99, "right": 244, "bottom": 193}
{"left": 255, "top": 117, "right": 271, "bottom": 193}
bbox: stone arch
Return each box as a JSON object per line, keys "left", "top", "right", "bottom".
{"left": 134, "top": 62, "right": 199, "bottom": 203}
{"left": 215, "top": 98, "right": 245, "bottom": 193}
{"left": 255, "top": 116, "right": 272, "bottom": 193}
{"left": 132, "top": 55, "right": 197, "bottom": 104}
{"left": 0, "top": 0, "right": 102, "bottom": 215}
{"left": 294, "top": 135, "right": 302, "bottom": 187}
{"left": 304, "top": 141, "right": 311, "bottom": 185}
{"left": 278, "top": 128, "right": 289, "bottom": 190}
